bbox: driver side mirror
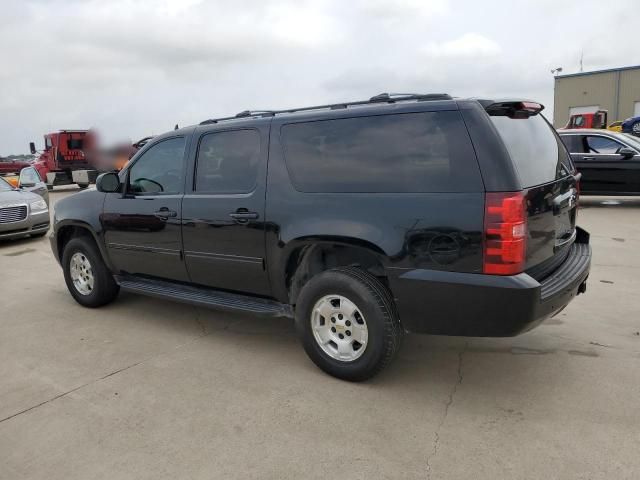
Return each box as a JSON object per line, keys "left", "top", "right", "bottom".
{"left": 619, "top": 147, "right": 636, "bottom": 159}
{"left": 18, "top": 167, "right": 37, "bottom": 188}
{"left": 29, "top": 142, "right": 36, "bottom": 155}
{"left": 96, "top": 172, "right": 121, "bottom": 193}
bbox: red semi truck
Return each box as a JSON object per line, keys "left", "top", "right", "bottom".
{"left": 29, "top": 130, "right": 99, "bottom": 189}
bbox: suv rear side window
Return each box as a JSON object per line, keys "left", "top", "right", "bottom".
{"left": 490, "top": 114, "right": 570, "bottom": 187}
{"left": 281, "top": 111, "right": 482, "bottom": 193}
{"left": 195, "top": 129, "right": 260, "bottom": 193}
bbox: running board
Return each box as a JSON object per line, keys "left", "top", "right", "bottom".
{"left": 115, "top": 275, "right": 293, "bottom": 318}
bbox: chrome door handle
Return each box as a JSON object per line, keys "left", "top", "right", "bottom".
{"left": 155, "top": 208, "right": 177, "bottom": 218}
{"left": 229, "top": 210, "right": 259, "bottom": 223}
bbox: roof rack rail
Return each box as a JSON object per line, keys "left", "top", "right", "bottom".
{"left": 370, "top": 92, "right": 452, "bottom": 102}
{"left": 199, "top": 92, "right": 452, "bottom": 125}
{"left": 235, "top": 110, "right": 275, "bottom": 118}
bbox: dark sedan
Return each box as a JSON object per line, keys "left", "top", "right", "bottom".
{"left": 558, "top": 129, "right": 640, "bottom": 195}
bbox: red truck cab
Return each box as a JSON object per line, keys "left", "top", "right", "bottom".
{"left": 31, "top": 130, "right": 97, "bottom": 188}
{"left": 564, "top": 110, "right": 608, "bottom": 129}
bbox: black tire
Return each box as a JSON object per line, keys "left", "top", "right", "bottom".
{"left": 632, "top": 121, "right": 640, "bottom": 137}
{"left": 77, "top": 183, "right": 89, "bottom": 189}
{"left": 62, "top": 236, "right": 119, "bottom": 308}
{"left": 295, "top": 267, "right": 403, "bottom": 381}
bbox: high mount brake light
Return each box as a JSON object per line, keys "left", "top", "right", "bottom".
{"left": 519, "top": 102, "right": 543, "bottom": 113}
{"left": 484, "top": 100, "right": 544, "bottom": 118}
{"left": 483, "top": 192, "right": 527, "bottom": 275}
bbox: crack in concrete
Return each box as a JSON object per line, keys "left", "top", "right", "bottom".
{"left": 426, "top": 342, "right": 467, "bottom": 479}
{"left": 0, "top": 327, "right": 211, "bottom": 425}
{"left": 1, "top": 309, "right": 288, "bottom": 425}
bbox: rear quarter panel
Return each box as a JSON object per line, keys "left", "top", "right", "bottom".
{"left": 264, "top": 119, "right": 485, "bottom": 304}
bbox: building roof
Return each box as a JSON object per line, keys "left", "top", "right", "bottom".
{"left": 556, "top": 65, "right": 640, "bottom": 79}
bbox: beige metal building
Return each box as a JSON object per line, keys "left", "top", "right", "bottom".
{"left": 553, "top": 65, "right": 640, "bottom": 128}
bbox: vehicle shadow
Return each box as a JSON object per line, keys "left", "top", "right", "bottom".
{"left": 109, "top": 291, "right": 567, "bottom": 392}
{"left": 0, "top": 233, "right": 49, "bottom": 249}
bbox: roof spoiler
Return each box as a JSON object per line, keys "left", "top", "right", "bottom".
{"left": 479, "top": 100, "right": 544, "bottom": 119}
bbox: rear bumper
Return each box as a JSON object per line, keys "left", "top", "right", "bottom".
{"left": 388, "top": 228, "right": 591, "bottom": 337}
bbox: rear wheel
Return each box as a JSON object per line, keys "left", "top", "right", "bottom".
{"left": 62, "top": 237, "right": 119, "bottom": 307}
{"left": 295, "top": 267, "right": 403, "bottom": 381}
{"left": 77, "top": 183, "right": 89, "bottom": 189}
{"left": 632, "top": 121, "right": 640, "bottom": 136}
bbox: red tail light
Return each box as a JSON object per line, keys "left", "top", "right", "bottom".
{"left": 483, "top": 192, "right": 527, "bottom": 275}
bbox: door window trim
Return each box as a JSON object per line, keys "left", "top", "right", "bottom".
{"left": 561, "top": 133, "right": 637, "bottom": 156}
{"left": 122, "top": 135, "right": 187, "bottom": 196}
{"left": 191, "top": 127, "right": 261, "bottom": 195}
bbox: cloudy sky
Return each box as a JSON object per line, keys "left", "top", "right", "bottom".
{"left": 0, "top": 0, "right": 636, "bottom": 155}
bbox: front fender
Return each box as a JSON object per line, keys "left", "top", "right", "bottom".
{"left": 51, "top": 189, "right": 111, "bottom": 269}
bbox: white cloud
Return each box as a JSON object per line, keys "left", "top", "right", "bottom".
{"left": 422, "top": 33, "right": 501, "bottom": 58}
{"left": 0, "top": 0, "right": 637, "bottom": 154}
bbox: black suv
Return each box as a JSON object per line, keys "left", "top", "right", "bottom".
{"left": 50, "top": 93, "right": 591, "bottom": 381}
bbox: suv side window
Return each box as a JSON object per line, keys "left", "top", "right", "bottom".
{"left": 281, "top": 111, "right": 482, "bottom": 193}
{"left": 128, "top": 137, "right": 186, "bottom": 194}
{"left": 584, "top": 136, "right": 624, "bottom": 154}
{"left": 194, "top": 129, "right": 260, "bottom": 193}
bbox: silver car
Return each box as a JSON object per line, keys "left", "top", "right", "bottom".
{"left": 0, "top": 167, "right": 50, "bottom": 240}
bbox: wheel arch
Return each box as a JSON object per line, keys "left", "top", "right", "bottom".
{"left": 55, "top": 221, "right": 113, "bottom": 271}
{"left": 277, "top": 236, "right": 390, "bottom": 305}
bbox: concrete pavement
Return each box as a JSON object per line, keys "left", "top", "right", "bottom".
{"left": 0, "top": 189, "right": 639, "bottom": 479}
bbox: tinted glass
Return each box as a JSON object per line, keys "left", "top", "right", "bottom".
{"left": 559, "top": 135, "right": 584, "bottom": 154}
{"left": 129, "top": 137, "right": 185, "bottom": 194}
{"left": 585, "top": 136, "right": 624, "bottom": 154}
{"left": 67, "top": 138, "right": 84, "bottom": 150}
{"left": 281, "top": 111, "right": 481, "bottom": 193}
{"left": 195, "top": 129, "right": 260, "bottom": 193}
{"left": 490, "top": 114, "right": 568, "bottom": 187}
{"left": 0, "top": 177, "right": 12, "bottom": 191}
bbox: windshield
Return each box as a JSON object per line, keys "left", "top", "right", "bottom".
{"left": 621, "top": 133, "right": 640, "bottom": 151}
{"left": 0, "top": 177, "right": 14, "bottom": 191}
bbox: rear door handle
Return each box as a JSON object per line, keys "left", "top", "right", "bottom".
{"left": 229, "top": 209, "right": 259, "bottom": 223}
{"left": 154, "top": 208, "right": 177, "bottom": 218}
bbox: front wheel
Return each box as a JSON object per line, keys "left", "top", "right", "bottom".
{"left": 632, "top": 121, "right": 640, "bottom": 136}
{"left": 295, "top": 267, "right": 403, "bottom": 381}
{"left": 62, "top": 237, "right": 119, "bottom": 308}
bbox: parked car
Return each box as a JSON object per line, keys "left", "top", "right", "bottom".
{"left": 607, "top": 121, "right": 623, "bottom": 132}
{"left": 0, "top": 168, "right": 50, "bottom": 240}
{"left": 558, "top": 129, "right": 640, "bottom": 195}
{"left": 50, "top": 94, "right": 591, "bottom": 381}
{"left": 621, "top": 116, "right": 640, "bottom": 136}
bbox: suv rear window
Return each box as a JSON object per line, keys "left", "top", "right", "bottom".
{"left": 490, "top": 114, "right": 570, "bottom": 187}
{"left": 281, "top": 111, "right": 482, "bottom": 193}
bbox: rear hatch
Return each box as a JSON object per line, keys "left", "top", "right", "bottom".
{"left": 488, "top": 105, "right": 579, "bottom": 280}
